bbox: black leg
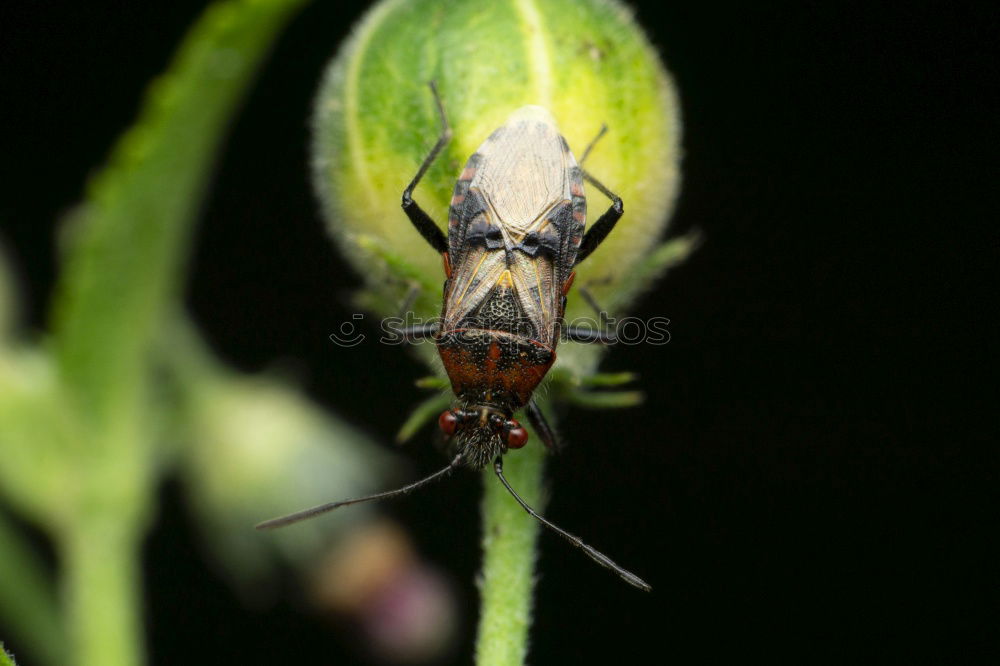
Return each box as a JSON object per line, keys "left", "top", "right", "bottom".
{"left": 575, "top": 170, "right": 623, "bottom": 265}
{"left": 382, "top": 311, "right": 440, "bottom": 343}
{"left": 526, "top": 399, "right": 561, "bottom": 452}
{"left": 563, "top": 326, "right": 617, "bottom": 345}
{"left": 395, "top": 322, "right": 440, "bottom": 341}
{"left": 401, "top": 81, "right": 451, "bottom": 254}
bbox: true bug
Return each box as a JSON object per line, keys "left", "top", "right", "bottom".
{"left": 259, "top": 83, "right": 649, "bottom": 591}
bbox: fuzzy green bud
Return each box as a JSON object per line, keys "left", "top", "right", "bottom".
{"left": 312, "top": 0, "right": 684, "bottom": 338}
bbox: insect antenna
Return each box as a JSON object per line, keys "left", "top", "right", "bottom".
{"left": 492, "top": 457, "right": 652, "bottom": 592}
{"left": 256, "top": 453, "right": 464, "bottom": 530}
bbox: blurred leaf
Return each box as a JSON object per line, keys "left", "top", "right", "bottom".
{"left": 162, "top": 318, "right": 400, "bottom": 590}
{"left": 0, "top": 513, "right": 64, "bottom": 666}
{"left": 580, "top": 371, "right": 639, "bottom": 387}
{"left": 50, "top": 0, "right": 308, "bottom": 435}
{"left": 395, "top": 392, "right": 452, "bottom": 444}
{"left": 185, "top": 375, "right": 401, "bottom": 581}
{"left": 0, "top": 349, "right": 80, "bottom": 528}
{"left": 1, "top": 642, "right": 19, "bottom": 666}
{"left": 607, "top": 230, "right": 704, "bottom": 313}
{"left": 567, "top": 389, "right": 645, "bottom": 409}
{"left": 0, "top": 1, "right": 312, "bottom": 665}
{"left": 415, "top": 375, "right": 450, "bottom": 390}
{"left": 0, "top": 244, "right": 18, "bottom": 341}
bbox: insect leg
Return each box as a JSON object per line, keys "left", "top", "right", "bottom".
{"left": 382, "top": 317, "right": 440, "bottom": 343}
{"left": 563, "top": 326, "right": 617, "bottom": 345}
{"left": 401, "top": 81, "right": 451, "bottom": 254}
{"left": 526, "top": 399, "right": 562, "bottom": 452}
{"left": 577, "top": 283, "right": 609, "bottom": 319}
{"left": 575, "top": 171, "right": 623, "bottom": 265}
{"left": 578, "top": 124, "right": 608, "bottom": 166}
{"left": 493, "top": 457, "right": 651, "bottom": 592}
{"left": 398, "top": 282, "right": 421, "bottom": 317}
{"left": 394, "top": 322, "right": 440, "bottom": 341}
{"left": 382, "top": 283, "right": 440, "bottom": 341}
{"left": 584, "top": 279, "right": 615, "bottom": 319}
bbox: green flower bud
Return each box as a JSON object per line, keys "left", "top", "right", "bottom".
{"left": 180, "top": 372, "right": 399, "bottom": 583}
{"left": 312, "top": 0, "right": 686, "bottom": 350}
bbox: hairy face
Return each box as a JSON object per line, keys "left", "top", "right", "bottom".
{"left": 437, "top": 405, "right": 529, "bottom": 468}
{"left": 452, "top": 425, "right": 506, "bottom": 469}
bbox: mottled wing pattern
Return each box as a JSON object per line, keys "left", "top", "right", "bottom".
{"left": 443, "top": 107, "right": 586, "bottom": 347}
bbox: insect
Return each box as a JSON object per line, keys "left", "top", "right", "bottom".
{"left": 258, "top": 83, "right": 649, "bottom": 591}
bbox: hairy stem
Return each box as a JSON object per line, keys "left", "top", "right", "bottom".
{"left": 60, "top": 520, "right": 143, "bottom": 666}
{"left": 475, "top": 441, "right": 546, "bottom": 665}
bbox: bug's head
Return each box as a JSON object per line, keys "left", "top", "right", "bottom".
{"left": 437, "top": 406, "right": 528, "bottom": 468}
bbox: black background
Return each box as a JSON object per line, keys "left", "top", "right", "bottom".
{"left": 0, "top": 0, "right": 994, "bottom": 663}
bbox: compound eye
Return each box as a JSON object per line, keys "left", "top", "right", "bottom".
{"left": 438, "top": 410, "right": 459, "bottom": 436}
{"left": 505, "top": 422, "right": 529, "bottom": 449}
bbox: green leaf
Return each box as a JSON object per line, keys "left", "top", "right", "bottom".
{"left": 580, "top": 371, "right": 639, "bottom": 387}
{"left": 0, "top": 514, "right": 64, "bottom": 666}
{"left": 567, "top": 389, "right": 645, "bottom": 409}
{"left": 0, "top": 348, "right": 81, "bottom": 528}
{"left": 415, "top": 375, "right": 450, "bottom": 390}
{"left": 607, "top": 229, "right": 704, "bottom": 313}
{"left": 3, "top": 2, "right": 311, "bottom": 666}
{"left": 0, "top": 244, "right": 18, "bottom": 341}
{"left": 162, "top": 317, "right": 400, "bottom": 584}
{"left": 50, "top": 0, "right": 308, "bottom": 433}
{"left": 396, "top": 392, "right": 453, "bottom": 443}
{"left": 1, "top": 642, "right": 20, "bottom": 666}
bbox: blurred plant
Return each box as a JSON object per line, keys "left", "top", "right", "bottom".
{"left": 311, "top": 0, "right": 696, "bottom": 663}
{"left": 0, "top": 249, "right": 15, "bottom": 341}
{"left": 310, "top": 520, "right": 457, "bottom": 663}
{"left": 1, "top": 641, "right": 18, "bottom": 666}
{"left": 1, "top": 0, "right": 697, "bottom": 664}
{"left": 0, "top": 1, "right": 436, "bottom": 665}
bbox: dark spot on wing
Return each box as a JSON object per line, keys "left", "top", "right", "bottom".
{"left": 464, "top": 218, "right": 505, "bottom": 250}
{"left": 516, "top": 229, "right": 561, "bottom": 258}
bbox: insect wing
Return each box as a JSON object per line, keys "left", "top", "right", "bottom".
{"left": 444, "top": 107, "right": 585, "bottom": 346}
{"left": 442, "top": 227, "right": 509, "bottom": 328}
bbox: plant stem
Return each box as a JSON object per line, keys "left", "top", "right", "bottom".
{"left": 474, "top": 441, "right": 546, "bottom": 666}
{"left": 61, "top": 519, "right": 143, "bottom": 666}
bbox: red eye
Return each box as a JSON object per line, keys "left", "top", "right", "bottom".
{"left": 505, "top": 425, "right": 529, "bottom": 449}
{"left": 438, "top": 410, "right": 459, "bottom": 436}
